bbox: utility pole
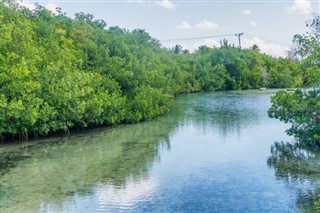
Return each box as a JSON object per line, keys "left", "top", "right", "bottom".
{"left": 235, "top": 33, "right": 244, "bottom": 48}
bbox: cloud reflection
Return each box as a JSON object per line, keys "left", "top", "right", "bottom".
{"left": 96, "top": 176, "right": 158, "bottom": 211}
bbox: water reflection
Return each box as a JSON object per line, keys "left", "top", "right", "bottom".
{"left": 1, "top": 90, "right": 319, "bottom": 212}
{"left": 267, "top": 140, "right": 320, "bottom": 212}
{"left": 181, "top": 91, "right": 269, "bottom": 140}
{"left": 0, "top": 118, "right": 175, "bottom": 213}
{"left": 41, "top": 176, "right": 158, "bottom": 213}
{"left": 96, "top": 177, "right": 157, "bottom": 211}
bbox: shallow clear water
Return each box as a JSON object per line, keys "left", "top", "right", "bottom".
{"left": 1, "top": 90, "right": 319, "bottom": 213}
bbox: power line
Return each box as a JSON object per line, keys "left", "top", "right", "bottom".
{"left": 244, "top": 33, "right": 292, "bottom": 46}
{"left": 160, "top": 33, "right": 236, "bottom": 42}
{"left": 160, "top": 32, "right": 292, "bottom": 48}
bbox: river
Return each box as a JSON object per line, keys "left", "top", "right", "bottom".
{"left": 0, "top": 90, "right": 319, "bottom": 212}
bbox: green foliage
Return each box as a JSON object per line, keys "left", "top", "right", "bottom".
{"left": 267, "top": 58, "right": 302, "bottom": 88}
{"left": 268, "top": 15, "right": 320, "bottom": 146}
{"left": 268, "top": 89, "right": 320, "bottom": 145}
{"left": 268, "top": 15, "right": 320, "bottom": 211}
{"left": 0, "top": 0, "right": 306, "bottom": 140}
{"left": 289, "top": 14, "right": 320, "bottom": 86}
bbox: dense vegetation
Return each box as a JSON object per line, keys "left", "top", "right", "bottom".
{"left": 0, "top": 0, "right": 304, "bottom": 141}
{"left": 268, "top": 14, "right": 320, "bottom": 208}
{"left": 268, "top": 14, "right": 320, "bottom": 146}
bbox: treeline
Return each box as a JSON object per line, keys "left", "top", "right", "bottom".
{"left": 0, "top": 0, "right": 304, "bottom": 140}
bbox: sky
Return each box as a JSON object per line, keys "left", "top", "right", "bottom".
{"left": 21, "top": 0, "right": 320, "bottom": 57}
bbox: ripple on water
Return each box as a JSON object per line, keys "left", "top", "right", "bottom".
{"left": 0, "top": 90, "right": 319, "bottom": 213}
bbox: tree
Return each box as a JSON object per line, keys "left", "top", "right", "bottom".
{"left": 268, "top": 15, "right": 320, "bottom": 208}
{"left": 172, "top": 44, "right": 183, "bottom": 54}
{"left": 268, "top": 14, "right": 320, "bottom": 146}
{"left": 251, "top": 44, "right": 260, "bottom": 52}
{"left": 289, "top": 14, "right": 320, "bottom": 85}
{"left": 268, "top": 89, "right": 320, "bottom": 145}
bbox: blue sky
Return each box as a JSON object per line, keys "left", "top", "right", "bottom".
{"left": 22, "top": 0, "right": 320, "bottom": 57}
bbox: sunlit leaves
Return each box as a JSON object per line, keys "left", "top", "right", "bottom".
{"left": 0, "top": 1, "right": 308, "bottom": 140}
{"left": 269, "top": 89, "right": 320, "bottom": 144}
{"left": 268, "top": 15, "right": 320, "bottom": 145}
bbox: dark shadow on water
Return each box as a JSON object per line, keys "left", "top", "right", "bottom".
{"left": 267, "top": 140, "right": 320, "bottom": 212}
{"left": 180, "top": 91, "right": 267, "bottom": 139}
{"left": 0, "top": 118, "right": 176, "bottom": 212}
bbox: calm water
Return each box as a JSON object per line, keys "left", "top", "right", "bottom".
{"left": 1, "top": 90, "right": 319, "bottom": 213}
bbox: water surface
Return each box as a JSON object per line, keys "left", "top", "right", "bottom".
{"left": 1, "top": 90, "right": 319, "bottom": 212}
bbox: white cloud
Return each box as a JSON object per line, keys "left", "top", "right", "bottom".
{"left": 194, "top": 39, "right": 220, "bottom": 50}
{"left": 156, "top": 0, "right": 176, "bottom": 9}
{"left": 195, "top": 20, "right": 219, "bottom": 29}
{"left": 173, "top": 39, "right": 219, "bottom": 53}
{"left": 128, "top": 0, "right": 174, "bottom": 8}
{"left": 285, "top": 0, "right": 312, "bottom": 14}
{"left": 127, "top": 0, "right": 144, "bottom": 2}
{"left": 176, "top": 21, "right": 193, "bottom": 30}
{"left": 45, "top": 3, "right": 58, "bottom": 13}
{"left": 243, "top": 36, "right": 290, "bottom": 57}
{"left": 19, "top": 1, "right": 36, "bottom": 10}
{"left": 250, "top": 21, "right": 257, "bottom": 27}
{"left": 176, "top": 20, "right": 219, "bottom": 30}
{"left": 19, "top": 1, "right": 58, "bottom": 13}
{"left": 97, "top": 177, "right": 157, "bottom": 208}
{"left": 242, "top": 9, "right": 252, "bottom": 15}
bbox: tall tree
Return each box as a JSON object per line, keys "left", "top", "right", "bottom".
{"left": 268, "top": 14, "right": 320, "bottom": 146}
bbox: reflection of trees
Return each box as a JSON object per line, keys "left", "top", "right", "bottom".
{"left": 0, "top": 116, "right": 176, "bottom": 213}
{"left": 183, "top": 92, "right": 264, "bottom": 138}
{"left": 0, "top": 91, "right": 282, "bottom": 212}
{"left": 267, "top": 140, "right": 320, "bottom": 212}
